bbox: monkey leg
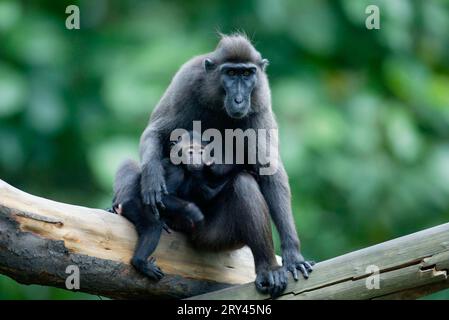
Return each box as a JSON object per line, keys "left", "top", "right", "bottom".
{"left": 192, "top": 172, "right": 287, "bottom": 298}
{"left": 111, "top": 159, "right": 144, "bottom": 222}
{"left": 112, "top": 159, "right": 165, "bottom": 280}
{"left": 118, "top": 199, "right": 165, "bottom": 281}
{"left": 131, "top": 216, "right": 165, "bottom": 281}
{"left": 112, "top": 199, "right": 165, "bottom": 281}
{"left": 162, "top": 194, "right": 204, "bottom": 232}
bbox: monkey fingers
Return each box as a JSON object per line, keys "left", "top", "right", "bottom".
{"left": 105, "top": 207, "right": 115, "bottom": 214}
{"left": 136, "top": 257, "right": 165, "bottom": 281}
{"left": 289, "top": 266, "right": 299, "bottom": 281}
{"left": 288, "top": 260, "right": 314, "bottom": 280}
{"left": 105, "top": 204, "right": 123, "bottom": 215}
{"left": 150, "top": 204, "right": 160, "bottom": 219}
{"left": 155, "top": 190, "right": 166, "bottom": 210}
{"left": 255, "top": 271, "right": 271, "bottom": 295}
{"left": 162, "top": 182, "right": 168, "bottom": 195}
{"left": 283, "top": 251, "right": 315, "bottom": 280}
{"left": 255, "top": 268, "right": 288, "bottom": 299}
{"left": 298, "top": 264, "right": 308, "bottom": 279}
{"left": 304, "top": 261, "right": 315, "bottom": 271}
{"left": 143, "top": 183, "right": 168, "bottom": 218}
{"left": 143, "top": 190, "right": 161, "bottom": 219}
{"left": 142, "top": 185, "right": 161, "bottom": 204}
{"left": 271, "top": 271, "right": 283, "bottom": 298}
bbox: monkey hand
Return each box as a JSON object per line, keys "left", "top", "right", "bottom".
{"left": 255, "top": 266, "right": 288, "bottom": 298}
{"left": 282, "top": 250, "right": 315, "bottom": 281}
{"left": 141, "top": 166, "right": 168, "bottom": 219}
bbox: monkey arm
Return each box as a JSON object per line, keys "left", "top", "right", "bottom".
{"left": 140, "top": 124, "right": 164, "bottom": 167}
{"left": 257, "top": 161, "right": 312, "bottom": 279}
{"left": 258, "top": 162, "right": 313, "bottom": 279}
{"left": 139, "top": 124, "right": 167, "bottom": 217}
{"left": 249, "top": 113, "right": 310, "bottom": 272}
{"left": 249, "top": 113, "right": 299, "bottom": 253}
{"left": 258, "top": 163, "right": 299, "bottom": 253}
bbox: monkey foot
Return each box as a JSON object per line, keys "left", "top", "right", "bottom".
{"left": 255, "top": 267, "right": 288, "bottom": 299}
{"left": 132, "top": 256, "right": 165, "bottom": 281}
{"left": 105, "top": 204, "right": 123, "bottom": 215}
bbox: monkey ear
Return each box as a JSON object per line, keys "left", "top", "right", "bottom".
{"left": 260, "top": 58, "right": 269, "bottom": 71}
{"left": 204, "top": 58, "right": 216, "bottom": 72}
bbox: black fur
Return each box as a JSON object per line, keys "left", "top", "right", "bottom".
{"left": 112, "top": 131, "right": 239, "bottom": 278}
{"left": 161, "top": 130, "right": 238, "bottom": 231}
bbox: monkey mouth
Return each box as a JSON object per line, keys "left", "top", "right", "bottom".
{"left": 226, "top": 106, "right": 249, "bottom": 119}
{"left": 228, "top": 111, "right": 246, "bottom": 119}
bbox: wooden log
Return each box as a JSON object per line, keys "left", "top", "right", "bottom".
{"left": 2, "top": 177, "right": 448, "bottom": 300}
{"left": 191, "top": 222, "right": 449, "bottom": 299}
{"left": 0, "top": 179, "right": 256, "bottom": 299}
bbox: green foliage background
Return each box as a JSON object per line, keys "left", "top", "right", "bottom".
{"left": 0, "top": 0, "right": 448, "bottom": 299}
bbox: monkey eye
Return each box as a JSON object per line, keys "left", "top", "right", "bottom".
{"left": 243, "top": 70, "right": 251, "bottom": 77}
{"left": 227, "top": 69, "right": 236, "bottom": 76}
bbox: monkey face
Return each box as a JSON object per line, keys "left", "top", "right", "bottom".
{"left": 219, "top": 63, "right": 257, "bottom": 119}
{"left": 172, "top": 131, "right": 213, "bottom": 172}
{"left": 184, "top": 144, "right": 205, "bottom": 172}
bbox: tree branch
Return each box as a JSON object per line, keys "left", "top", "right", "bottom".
{"left": 191, "top": 223, "right": 449, "bottom": 299}
{"left": 0, "top": 179, "right": 256, "bottom": 299}
{"left": 1, "top": 178, "right": 448, "bottom": 300}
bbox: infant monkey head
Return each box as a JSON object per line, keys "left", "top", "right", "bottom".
{"left": 171, "top": 131, "right": 214, "bottom": 172}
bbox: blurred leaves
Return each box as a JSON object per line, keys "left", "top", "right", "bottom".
{"left": 0, "top": 64, "right": 27, "bottom": 117}
{"left": 0, "top": 0, "right": 449, "bottom": 299}
{"left": 88, "top": 136, "right": 139, "bottom": 190}
{"left": 0, "top": 1, "right": 21, "bottom": 32}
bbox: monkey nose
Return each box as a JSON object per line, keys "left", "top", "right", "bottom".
{"left": 234, "top": 97, "right": 243, "bottom": 104}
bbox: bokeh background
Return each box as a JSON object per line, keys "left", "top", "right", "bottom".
{"left": 1, "top": 0, "right": 448, "bottom": 299}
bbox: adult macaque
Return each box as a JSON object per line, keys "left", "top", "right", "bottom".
{"left": 113, "top": 33, "right": 313, "bottom": 297}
